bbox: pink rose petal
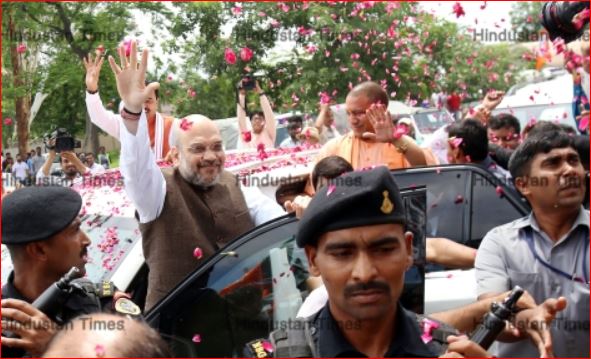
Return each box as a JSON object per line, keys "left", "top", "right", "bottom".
{"left": 94, "top": 344, "right": 106, "bottom": 357}
{"left": 449, "top": 137, "right": 463, "bottom": 148}
{"left": 193, "top": 247, "right": 203, "bottom": 260}
{"left": 326, "top": 184, "right": 336, "bottom": 196}
{"left": 495, "top": 186, "right": 504, "bottom": 197}
{"left": 262, "top": 340, "right": 274, "bottom": 353}
{"left": 452, "top": 2, "right": 465, "bottom": 18}
{"left": 240, "top": 47, "right": 253, "bottom": 62}
{"left": 231, "top": 6, "right": 242, "bottom": 15}
{"left": 16, "top": 43, "right": 27, "bottom": 54}
{"left": 180, "top": 118, "right": 193, "bottom": 131}
{"left": 224, "top": 48, "right": 237, "bottom": 65}
{"left": 242, "top": 131, "right": 252, "bottom": 143}
{"left": 578, "top": 114, "right": 589, "bottom": 132}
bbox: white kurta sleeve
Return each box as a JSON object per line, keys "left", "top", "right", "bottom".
{"left": 119, "top": 113, "right": 166, "bottom": 223}
{"left": 85, "top": 92, "right": 122, "bottom": 140}
{"left": 240, "top": 185, "right": 286, "bottom": 226}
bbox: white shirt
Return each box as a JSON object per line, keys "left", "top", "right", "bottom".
{"left": 85, "top": 92, "right": 174, "bottom": 160}
{"left": 31, "top": 155, "right": 45, "bottom": 174}
{"left": 297, "top": 285, "right": 328, "bottom": 318}
{"left": 88, "top": 162, "right": 106, "bottom": 175}
{"left": 422, "top": 124, "right": 450, "bottom": 165}
{"left": 11, "top": 162, "right": 28, "bottom": 180}
{"left": 120, "top": 112, "right": 286, "bottom": 224}
{"left": 279, "top": 136, "right": 303, "bottom": 149}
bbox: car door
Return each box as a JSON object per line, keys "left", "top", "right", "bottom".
{"left": 145, "top": 187, "right": 427, "bottom": 358}
{"left": 393, "top": 165, "right": 530, "bottom": 250}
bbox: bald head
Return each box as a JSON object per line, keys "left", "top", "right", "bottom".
{"left": 348, "top": 81, "right": 389, "bottom": 107}
{"left": 173, "top": 114, "right": 220, "bottom": 149}
{"left": 172, "top": 114, "right": 226, "bottom": 188}
{"left": 43, "top": 313, "right": 171, "bottom": 357}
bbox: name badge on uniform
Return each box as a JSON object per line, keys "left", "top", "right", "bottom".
{"left": 114, "top": 297, "right": 141, "bottom": 316}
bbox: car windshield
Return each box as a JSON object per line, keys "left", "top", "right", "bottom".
{"left": 413, "top": 110, "right": 454, "bottom": 134}
{"left": 71, "top": 171, "right": 146, "bottom": 284}
{"left": 81, "top": 213, "right": 142, "bottom": 282}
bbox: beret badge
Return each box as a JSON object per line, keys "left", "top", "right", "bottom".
{"left": 380, "top": 190, "right": 394, "bottom": 214}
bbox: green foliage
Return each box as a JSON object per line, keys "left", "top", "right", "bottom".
{"left": 2, "top": 1, "right": 532, "bottom": 147}
{"left": 1, "top": 2, "right": 169, "bottom": 147}
{"left": 509, "top": 2, "right": 544, "bottom": 40}
{"left": 162, "top": 1, "right": 527, "bottom": 118}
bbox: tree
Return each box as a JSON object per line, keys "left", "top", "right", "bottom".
{"left": 2, "top": 2, "right": 170, "bottom": 153}
{"left": 162, "top": 2, "right": 527, "bottom": 118}
{"left": 509, "top": 2, "right": 545, "bottom": 42}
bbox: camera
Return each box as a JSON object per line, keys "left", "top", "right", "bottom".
{"left": 541, "top": 1, "right": 590, "bottom": 43}
{"left": 238, "top": 75, "right": 257, "bottom": 91}
{"left": 44, "top": 128, "right": 81, "bottom": 152}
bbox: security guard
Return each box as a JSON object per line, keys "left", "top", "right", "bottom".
{"left": 246, "top": 167, "right": 488, "bottom": 358}
{"left": 1, "top": 186, "right": 140, "bottom": 357}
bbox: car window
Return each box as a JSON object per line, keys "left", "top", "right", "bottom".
{"left": 469, "top": 172, "right": 524, "bottom": 247}
{"left": 151, "top": 220, "right": 302, "bottom": 357}
{"left": 393, "top": 169, "right": 468, "bottom": 244}
{"left": 149, "top": 188, "right": 427, "bottom": 357}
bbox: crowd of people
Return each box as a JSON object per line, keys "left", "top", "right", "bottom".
{"left": 1, "top": 34, "right": 589, "bottom": 359}
{"left": 1, "top": 147, "right": 111, "bottom": 189}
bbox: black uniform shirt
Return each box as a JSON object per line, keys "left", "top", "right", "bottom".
{"left": 1, "top": 271, "right": 102, "bottom": 326}
{"left": 313, "top": 303, "right": 437, "bottom": 358}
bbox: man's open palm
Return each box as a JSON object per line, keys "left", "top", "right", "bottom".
{"left": 107, "top": 41, "right": 159, "bottom": 113}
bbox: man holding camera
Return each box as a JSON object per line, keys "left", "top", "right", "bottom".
{"left": 236, "top": 79, "right": 277, "bottom": 149}
{"left": 35, "top": 138, "right": 91, "bottom": 187}
{"left": 1, "top": 187, "right": 140, "bottom": 357}
{"left": 84, "top": 52, "right": 176, "bottom": 160}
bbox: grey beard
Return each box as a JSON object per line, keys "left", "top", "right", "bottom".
{"left": 178, "top": 163, "right": 220, "bottom": 189}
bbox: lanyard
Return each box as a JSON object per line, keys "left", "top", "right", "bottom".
{"left": 524, "top": 227, "right": 590, "bottom": 284}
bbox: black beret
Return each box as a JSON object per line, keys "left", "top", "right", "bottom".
{"left": 2, "top": 186, "right": 82, "bottom": 245}
{"left": 297, "top": 166, "right": 405, "bottom": 247}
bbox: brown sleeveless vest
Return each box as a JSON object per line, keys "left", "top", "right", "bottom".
{"left": 139, "top": 168, "right": 255, "bottom": 309}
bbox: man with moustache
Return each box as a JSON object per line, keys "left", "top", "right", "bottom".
{"left": 107, "top": 42, "right": 284, "bottom": 309}
{"left": 36, "top": 147, "right": 91, "bottom": 187}
{"left": 476, "top": 129, "right": 589, "bottom": 357}
{"left": 1, "top": 187, "right": 138, "bottom": 357}
{"left": 271, "top": 167, "right": 488, "bottom": 357}
{"left": 263, "top": 166, "right": 567, "bottom": 358}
